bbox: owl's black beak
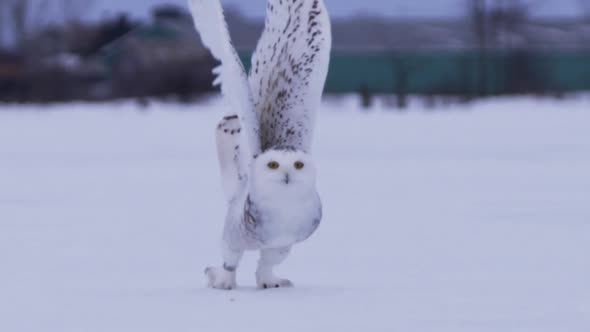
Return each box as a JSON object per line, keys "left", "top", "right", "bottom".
{"left": 283, "top": 173, "right": 290, "bottom": 184}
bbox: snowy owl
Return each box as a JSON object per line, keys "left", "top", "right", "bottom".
{"left": 188, "top": 0, "right": 331, "bottom": 289}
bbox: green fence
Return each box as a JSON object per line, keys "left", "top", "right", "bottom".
{"left": 239, "top": 50, "right": 590, "bottom": 95}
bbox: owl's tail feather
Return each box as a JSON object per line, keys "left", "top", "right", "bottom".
{"left": 216, "top": 115, "right": 243, "bottom": 202}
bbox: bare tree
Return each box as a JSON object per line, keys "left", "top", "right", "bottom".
{"left": 61, "top": 0, "right": 94, "bottom": 23}
{"left": 490, "top": 0, "right": 533, "bottom": 48}
{"left": 578, "top": 0, "right": 590, "bottom": 91}
{"left": 0, "top": 0, "right": 92, "bottom": 49}
{"left": 468, "top": 0, "right": 488, "bottom": 48}
{"left": 0, "top": 0, "right": 48, "bottom": 49}
{"left": 0, "top": 0, "right": 5, "bottom": 48}
{"left": 12, "top": 0, "right": 29, "bottom": 45}
{"left": 374, "top": 19, "right": 421, "bottom": 109}
{"left": 579, "top": 0, "right": 590, "bottom": 21}
{"left": 466, "top": 0, "right": 489, "bottom": 96}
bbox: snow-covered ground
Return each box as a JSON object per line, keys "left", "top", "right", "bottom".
{"left": 1, "top": 96, "right": 589, "bottom": 332}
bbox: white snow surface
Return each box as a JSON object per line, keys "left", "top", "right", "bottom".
{"left": 1, "top": 96, "right": 589, "bottom": 331}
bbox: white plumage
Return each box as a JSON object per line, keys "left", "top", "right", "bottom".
{"left": 187, "top": 0, "right": 260, "bottom": 158}
{"left": 188, "top": 0, "right": 331, "bottom": 290}
{"left": 250, "top": 0, "right": 331, "bottom": 152}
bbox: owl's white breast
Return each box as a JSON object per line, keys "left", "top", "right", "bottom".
{"left": 251, "top": 185, "right": 321, "bottom": 249}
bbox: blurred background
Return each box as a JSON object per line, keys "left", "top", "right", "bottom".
{"left": 1, "top": 2, "right": 589, "bottom": 330}
{"left": 1, "top": 0, "right": 589, "bottom": 106}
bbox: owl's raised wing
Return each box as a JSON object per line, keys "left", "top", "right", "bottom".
{"left": 188, "top": 0, "right": 261, "bottom": 157}
{"left": 249, "top": 0, "right": 332, "bottom": 152}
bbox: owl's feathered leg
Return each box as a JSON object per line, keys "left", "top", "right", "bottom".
{"left": 256, "top": 247, "right": 293, "bottom": 289}
{"left": 215, "top": 115, "right": 243, "bottom": 202}
{"left": 205, "top": 243, "right": 243, "bottom": 290}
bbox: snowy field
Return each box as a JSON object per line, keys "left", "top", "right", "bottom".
{"left": 1, "top": 96, "right": 589, "bottom": 332}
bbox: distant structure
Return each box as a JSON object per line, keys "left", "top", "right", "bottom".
{"left": 0, "top": 4, "right": 589, "bottom": 104}
{"left": 229, "top": 15, "right": 590, "bottom": 51}
{"left": 228, "top": 14, "right": 590, "bottom": 102}
{"left": 0, "top": 5, "right": 215, "bottom": 103}
{"left": 100, "top": 6, "right": 214, "bottom": 100}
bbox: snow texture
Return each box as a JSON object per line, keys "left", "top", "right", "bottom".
{"left": 1, "top": 96, "right": 589, "bottom": 331}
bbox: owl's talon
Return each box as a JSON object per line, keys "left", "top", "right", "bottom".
{"left": 257, "top": 277, "right": 293, "bottom": 289}
{"left": 206, "top": 266, "right": 237, "bottom": 290}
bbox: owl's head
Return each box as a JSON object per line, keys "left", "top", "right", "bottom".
{"left": 251, "top": 148, "right": 316, "bottom": 193}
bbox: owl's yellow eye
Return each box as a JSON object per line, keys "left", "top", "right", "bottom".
{"left": 267, "top": 161, "right": 280, "bottom": 170}
{"left": 294, "top": 161, "right": 305, "bottom": 170}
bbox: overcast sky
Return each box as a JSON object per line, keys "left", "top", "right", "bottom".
{"left": 91, "top": 0, "right": 585, "bottom": 20}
